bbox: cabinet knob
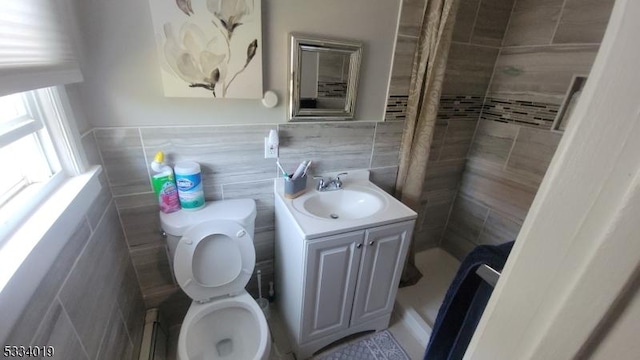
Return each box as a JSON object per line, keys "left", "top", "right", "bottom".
{"left": 369, "top": 241, "right": 375, "bottom": 246}
{"left": 356, "top": 243, "right": 362, "bottom": 249}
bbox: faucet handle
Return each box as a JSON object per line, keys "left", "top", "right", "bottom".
{"left": 312, "top": 176, "right": 325, "bottom": 190}
{"left": 334, "top": 172, "right": 348, "bottom": 189}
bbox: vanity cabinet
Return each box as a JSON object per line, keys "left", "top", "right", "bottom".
{"left": 275, "top": 212, "right": 414, "bottom": 358}
{"left": 351, "top": 222, "right": 412, "bottom": 326}
{"left": 301, "top": 231, "right": 363, "bottom": 342}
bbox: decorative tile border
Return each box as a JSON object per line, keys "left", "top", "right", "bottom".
{"left": 386, "top": 95, "right": 484, "bottom": 122}
{"left": 385, "top": 95, "right": 408, "bottom": 121}
{"left": 317, "top": 81, "right": 347, "bottom": 98}
{"left": 437, "top": 95, "right": 484, "bottom": 120}
{"left": 386, "top": 95, "right": 560, "bottom": 130}
{"left": 481, "top": 97, "right": 560, "bottom": 130}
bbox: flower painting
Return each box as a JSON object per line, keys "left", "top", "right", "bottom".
{"left": 148, "top": 0, "right": 262, "bottom": 98}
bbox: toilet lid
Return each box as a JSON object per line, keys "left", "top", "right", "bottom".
{"left": 174, "top": 220, "right": 255, "bottom": 302}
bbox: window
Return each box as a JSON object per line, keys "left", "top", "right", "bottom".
{"left": 0, "top": 87, "right": 80, "bottom": 242}
{"left": 0, "top": 0, "right": 85, "bottom": 241}
{"left": 0, "top": 0, "right": 101, "bottom": 331}
{"left": 0, "top": 91, "right": 59, "bottom": 205}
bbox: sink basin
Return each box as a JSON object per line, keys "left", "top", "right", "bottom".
{"left": 292, "top": 186, "right": 387, "bottom": 220}
{"left": 276, "top": 170, "right": 417, "bottom": 239}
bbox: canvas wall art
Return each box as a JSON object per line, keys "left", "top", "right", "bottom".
{"left": 148, "top": 0, "right": 263, "bottom": 98}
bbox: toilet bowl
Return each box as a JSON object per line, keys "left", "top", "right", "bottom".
{"left": 179, "top": 291, "right": 270, "bottom": 360}
{"left": 160, "top": 199, "right": 270, "bottom": 360}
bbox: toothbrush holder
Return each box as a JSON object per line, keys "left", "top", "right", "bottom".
{"left": 284, "top": 174, "right": 307, "bottom": 199}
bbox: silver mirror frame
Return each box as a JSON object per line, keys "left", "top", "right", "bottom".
{"left": 288, "top": 33, "right": 363, "bottom": 121}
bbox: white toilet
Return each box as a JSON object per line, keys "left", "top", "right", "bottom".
{"left": 160, "top": 199, "right": 271, "bottom": 360}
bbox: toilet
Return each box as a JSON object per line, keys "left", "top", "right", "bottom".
{"left": 160, "top": 199, "right": 271, "bottom": 360}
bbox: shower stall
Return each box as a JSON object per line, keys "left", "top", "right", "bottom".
{"left": 389, "top": 0, "right": 616, "bottom": 345}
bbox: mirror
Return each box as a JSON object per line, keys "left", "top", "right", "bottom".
{"left": 289, "top": 34, "right": 363, "bottom": 121}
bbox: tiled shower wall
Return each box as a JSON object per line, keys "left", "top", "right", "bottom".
{"left": 6, "top": 132, "right": 145, "bottom": 360}
{"left": 88, "top": 120, "right": 404, "bottom": 324}
{"left": 386, "top": 0, "right": 514, "bottom": 252}
{"left": 440, "top": 0, "right": 616, "bottom": 259}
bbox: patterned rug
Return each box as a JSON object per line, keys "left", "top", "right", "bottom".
{"left": 314, "top": 330, "right": 410, "bottom": 360}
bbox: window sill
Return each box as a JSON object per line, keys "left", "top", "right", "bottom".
{"left": 0, "top": 166, "right": 102, "bottom": 342}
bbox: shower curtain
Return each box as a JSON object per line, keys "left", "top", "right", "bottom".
{"left": 396, "top": 0, "right": 459, "bottom": 286}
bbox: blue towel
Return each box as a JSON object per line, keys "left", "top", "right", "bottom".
{"left": 423, "top": 242, "right": 514, "bottom": 360}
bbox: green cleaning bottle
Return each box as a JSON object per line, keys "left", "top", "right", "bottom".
{"left": 150, "top": 151, "right": 181, "bottom": 213}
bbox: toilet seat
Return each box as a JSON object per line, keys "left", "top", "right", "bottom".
{"left": 174, "top": 220, "right": 255, "bottom": 302}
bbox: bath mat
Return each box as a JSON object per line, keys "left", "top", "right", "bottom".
{"left": 314, "top": 330, "right": 410, "bottom": 360}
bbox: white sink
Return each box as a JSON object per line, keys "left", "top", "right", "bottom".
{"left": 292, "top": 186, "right": 387, "bottom": 220}
{"left": 275, "top": 170, "right": 417, "bottom": 239}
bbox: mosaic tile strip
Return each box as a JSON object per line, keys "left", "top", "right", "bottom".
{"left": 385, "top": 95, "right": 408, "bottom": 121}
{"left": 437, "top": 95, "right": 484, "bottom": 120}
{"left": 317, "top": 81, "right": 347, "bottom": 98}
{"left": 385, "top": 95, "right": 484, "bottom": 122}
{"left": 481, "top": 97, "right": 560, "bottom": 130}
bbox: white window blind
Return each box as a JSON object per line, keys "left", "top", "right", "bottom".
{"left": 0, "top": 0, "right": 83, "bottom": 96}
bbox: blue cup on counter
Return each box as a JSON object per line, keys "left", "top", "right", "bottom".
{"left": 284, "top": 174, "right": 307, "bottom": 199}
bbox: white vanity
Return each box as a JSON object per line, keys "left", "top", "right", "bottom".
{"left": 274, "top": 171, "right": 417, "bottom": 359}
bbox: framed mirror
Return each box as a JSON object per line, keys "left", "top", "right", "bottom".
{"left": 288, "top": 34, "right": 363, "bottom": 121}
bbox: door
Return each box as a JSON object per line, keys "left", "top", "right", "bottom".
{"left": 300, "top": 230, "right": 364, "bottom": 343}
{"left": 466, "top": 0, "right": 640, "bottom": 357}
{"left": 351, "top": 221, "right": 413, "bottom": 326}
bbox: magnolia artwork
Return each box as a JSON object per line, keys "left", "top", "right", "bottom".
{"left": 148, "top": 0, "right": 263, "bottom": 98}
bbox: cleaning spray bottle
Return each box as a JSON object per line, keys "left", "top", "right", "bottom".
{"left": 150, "top": 151, "right": 181, "bottom": 213}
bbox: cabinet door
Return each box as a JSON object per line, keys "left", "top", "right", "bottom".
{"left": 301, "top": 231, "right": 364, "bottom": 343}
{"left": 350, "top": 221, "right": 413, "bottom": 326}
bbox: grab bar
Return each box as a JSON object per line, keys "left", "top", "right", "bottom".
{"left": 476, "top": 264, "right": 501, "bottom": 288}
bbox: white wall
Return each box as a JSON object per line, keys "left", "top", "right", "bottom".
{"left": 300, "top": 51, "right": 319, "bottom": 98}
{"left": 71, "top": 0, "right": 400, "bottom": 127}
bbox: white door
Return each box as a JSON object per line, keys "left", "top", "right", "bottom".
{"left": 465, "top": 0, "right": 640, "bottom": 358}
{"left": 300, "top": 230, "right": 365, "bottom": 343}
{"left": 351, "top": 221, "right": 413, "bottom": 326}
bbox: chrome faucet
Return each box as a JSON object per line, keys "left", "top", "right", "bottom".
{"left": 313, "top": 173, "right": 348, "bottom": 192}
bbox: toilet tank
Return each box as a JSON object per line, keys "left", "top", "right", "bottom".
{"left": 160, "top": 199, "right": 257, "bottom": 262}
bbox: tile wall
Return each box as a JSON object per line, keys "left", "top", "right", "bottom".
{"left": 489, "top": 0, "right": 614, "bottom": 105}
{"left": 6, "top": 132, "right": 145, "bottom": 360}
{"left": 418, "top": 0, "right": 513, "bottom": 251}
{"left": 385, "top": 0, "right": 614, "bottom": 259}
{"left": 440, "top": 0, "right": 615, "bottom": 258}
{"left": 89, "top": 120, "right": 404, "bottom": 325}
{"left": 386, "top": 0, "right": 515, "bottom": 252}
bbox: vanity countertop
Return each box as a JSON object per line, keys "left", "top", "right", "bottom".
{"left": 274, "top": 170, "right": 417, "bottom": 240}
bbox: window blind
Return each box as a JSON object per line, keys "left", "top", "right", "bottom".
{"left": 0, "top": 0, "right": 83, "bottom": 96}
